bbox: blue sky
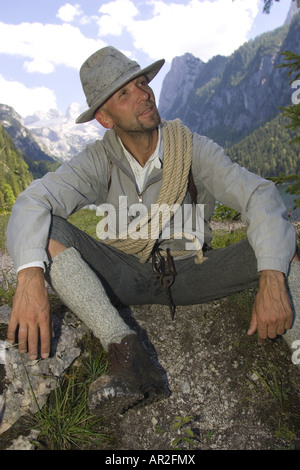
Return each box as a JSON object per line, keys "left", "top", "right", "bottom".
{"left": 0, "top": 0, "right": 292, "bottom": 119}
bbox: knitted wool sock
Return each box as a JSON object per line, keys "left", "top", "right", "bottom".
{"left": 284, "top": 260, "right": 300, "bottom": 350}
{"left": 48, "top": 247, "right": 135, "bottom": 351}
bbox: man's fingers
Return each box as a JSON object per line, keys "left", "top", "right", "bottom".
{"left": 7, "top": 317, "right": 18, "bottom": 345}
{"left": 39, "top": 318, "right": 51, "bottom": 359}
{"left": 7, "top": 309, "right": 51, "bottom": 360}
{"left": 27, "top": 324, "right": 40, "bottom": 360}
{"left": 257, "top": 323, "right": 268, "bottom": 343}
{"left": 247, "top": 309, "right": 258, "bottom": 336}
{"left": 283, "top": 297, "right": 294, "bottom": 331}
{"left": 18, "top": 324, "right": 29, "bottom": 354}
{"left": 7, "top": 314, "right": 29, "bottom": 353}
{"left": 250, "top": 270, "right": 295, "bottom": 343}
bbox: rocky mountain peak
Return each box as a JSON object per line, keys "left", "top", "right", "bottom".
{"left": 158, "top": 9, "right": 300, "bottom": 147}
{"left": 285, "top": 0, "right": 300, "bottom": 24}
{"left": 158, "top": 53, "right": 204, "bottom": 119}
{"left": 24, "top": 105, "right": 105, "bottom": 160}
{"left": 0, "top": 103, "right": 54, "bottom": 162}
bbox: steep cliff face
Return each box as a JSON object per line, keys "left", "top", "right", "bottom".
{"left": 158, "top": 53, "right": 205, "bottom": 121}
{"left": 158, "top": 10, "right": 300, "bottom": 147}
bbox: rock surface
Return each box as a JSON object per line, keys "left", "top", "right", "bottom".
{"left": 107, "top": 302, "right": 300, "bottom": 451}
{"left": 0, "top": 305, "right": 87, "bottom": 436}
{"left": 1, "top": 236, "right": 300, "bottom": 451}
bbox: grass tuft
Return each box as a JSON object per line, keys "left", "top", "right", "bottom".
{"left": 25, "top": 352, "right": 109, "bottom": 450}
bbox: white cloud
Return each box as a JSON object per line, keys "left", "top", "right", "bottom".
{"left": 0, "top": 0, "right": 262, "bottom": 117}
{"left": 0, "top": 74, "right": 57, "bottom": 117}
{"left": 95, "top": 0, "right": 260, "bottom": 62}
{"left": 97, "top": 0, "right": 139, "bottom": 36}
{"left": 56, "top": 3, "right": 83, "bottom": 23}
{"left": 0, "top": 21, "right": 105, "bottom": 74}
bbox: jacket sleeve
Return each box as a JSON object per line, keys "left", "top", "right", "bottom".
{"left": 6, "top": 142, "right": 109, "bottom": 271}
{"left": 192, "top": 134, "right": 297, "bottom": 274}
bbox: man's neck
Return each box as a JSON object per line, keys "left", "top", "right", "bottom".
{"left": 116, "top": 128, "right": 159, "bottom": 167}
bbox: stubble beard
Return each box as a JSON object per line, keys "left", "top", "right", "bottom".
{"left": 116, "top": 104, "right": 161, "bottom": 135}
{"left": 137, "top": 110, "right": 161, "bottom": 134}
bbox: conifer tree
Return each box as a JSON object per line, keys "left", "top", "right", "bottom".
{"left": 276, "top": 51, "right": 300, "bottom": 207}
{"left": 279, "top": 51, "right": 300, "bottom": 144}
{"left": 263, "top": 0, "right": 300, "bottom": 14}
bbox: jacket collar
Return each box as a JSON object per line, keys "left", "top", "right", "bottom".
{"left": 102, "top": 127, "right": 163, "bottom": 191}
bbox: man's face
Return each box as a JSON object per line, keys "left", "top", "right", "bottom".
{"left": 95, "top": 75, "right": 161, "bottom": 135}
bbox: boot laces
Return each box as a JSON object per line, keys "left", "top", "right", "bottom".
{"left": 108, "top": 338, "right": 133, "bottom": 374}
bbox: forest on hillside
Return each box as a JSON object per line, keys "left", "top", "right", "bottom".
{"left": 0, "top": 124, "right": 61, "bottom": 211}
{"left": 0, "top": 125, "right": 33, "bottom": 211}
{"left": 227, "top": 114, "right": 300, "bottom": 177}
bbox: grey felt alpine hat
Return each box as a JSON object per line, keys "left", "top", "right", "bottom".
{"left": 76, "top": 46, "right": 165, "bottom": 124}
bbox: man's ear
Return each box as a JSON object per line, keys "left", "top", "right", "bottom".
{"left": 95, "top": 109, "right": 113, "bottom": 129}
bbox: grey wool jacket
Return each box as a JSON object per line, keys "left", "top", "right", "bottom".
{"left": 6, "top": 121, "right": 297, "bottom": 275}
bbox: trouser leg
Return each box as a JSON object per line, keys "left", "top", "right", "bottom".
{"left": 46, "top": 217, "right": 136, "bottom": 351}
{"left": 170, "top": 239, "right": 259, "bottom": 305}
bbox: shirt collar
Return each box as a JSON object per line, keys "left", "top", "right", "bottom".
{"left": 118, "top": 126, "right": 162, "bottom": 170}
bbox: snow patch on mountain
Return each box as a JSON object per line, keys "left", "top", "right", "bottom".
{"left": 24, "top": 103, "right": 105, "bottom": 161}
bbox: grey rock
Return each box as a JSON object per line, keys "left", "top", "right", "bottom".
{"left": 0, "top": 306, "right": 87, "bottom": 434}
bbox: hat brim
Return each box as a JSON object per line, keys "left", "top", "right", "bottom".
{"left": 76, "top": 58, "right": 165, "bottom": 124}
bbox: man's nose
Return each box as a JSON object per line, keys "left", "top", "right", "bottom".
{"left": 135, "top": 85, "right": 151, "bottom": 100}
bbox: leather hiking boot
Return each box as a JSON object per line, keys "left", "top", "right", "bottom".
{"left": 87, "top": 334, "right": 168, "bottom": 417}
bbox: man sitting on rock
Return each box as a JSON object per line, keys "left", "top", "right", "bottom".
{"left": 5, "top": 46, "right": 300, "bottom": 417}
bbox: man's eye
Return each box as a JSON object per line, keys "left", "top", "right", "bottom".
{"left": 119, "top": 89, "right": 127, "bottom": 98}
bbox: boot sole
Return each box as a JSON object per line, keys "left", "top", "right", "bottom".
{"left": 88, "top": 380, "right": 169, "bottom": 418}
{"left": 135, "top": 382, "right": 170, "bottom": 409}
{"left": 88, "top": 384, "right": 143, "bottom": 417}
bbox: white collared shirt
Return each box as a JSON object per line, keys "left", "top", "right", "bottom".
{"left": 118, "top": 127, "right": 163, "bottom": 192}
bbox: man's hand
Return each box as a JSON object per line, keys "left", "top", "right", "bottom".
{"left": 7, "top": 267, "right": 51, "bottom": 360}
{"left": 248, "top": 270, "right": 293, "bottom": 342}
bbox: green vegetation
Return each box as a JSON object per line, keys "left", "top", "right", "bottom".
{"left": 211, "top": 227, "right": 247, "bottom": 250}
{"left": 23, "top": 154, "right": 61, "bottom": 180}
{"left": 0, "top": 125, "right": 33, "bottom": 211}
{"left": 68, "top": 208, "right": 100, "bottom": 239}
{"left": 26, "top": 350, "right": 109, "bottom": 450}
{"left": 226, "top": 114, "right": 300, "bottom": 177}
{"left": 171, "top": 415, "right": 200, "bottom": 450}
{"left": 0, "top": 212, "right": 15, "bottom": 306}
{"left": 263, "top": 0, "right": 300, "bottom": 14}
{"left": 270, "top": 50, "right": 300, "bottom": 207}
{"left": 0, "top": 212, "right": 10, "bottom": 251}
{"left": 226, "top": 48, "right": 300, "bottom": 208}
{"left": 0, "top": 124, "right": 60, "bottom": 211}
